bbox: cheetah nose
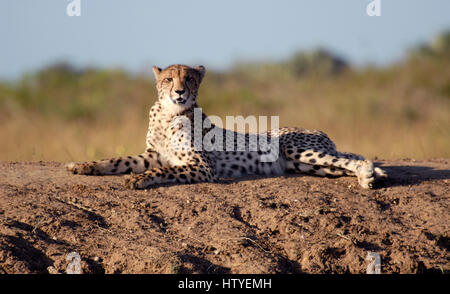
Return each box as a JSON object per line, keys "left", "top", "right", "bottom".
{"left": 175, "top": 89, "right": 185, "bottom": 95}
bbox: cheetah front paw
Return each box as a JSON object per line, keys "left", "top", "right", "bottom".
{"left": 124, "top": 175, "right": 148, "bottom": 190}
{"left": 66, "top": 162, "right": 97, "bottom": 175}
{"left": 356, "top": 160, "right": 375, "bottom": 189}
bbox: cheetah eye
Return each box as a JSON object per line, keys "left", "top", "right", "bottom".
{"left": 163, "top": 78, "right": 173, "bottom": 83}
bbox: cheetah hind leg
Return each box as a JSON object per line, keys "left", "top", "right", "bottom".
{"left": 285, "top": 149, "right": 386, "bottom": 189}
{"left": 285, "top": 160, "right": 355, "bottom": 177}
{"left": 337, "top": 151, "right": 387, "bottom": 180}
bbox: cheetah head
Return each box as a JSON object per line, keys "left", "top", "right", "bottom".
{"left": 152, "top": 64, "right": 205, "bottom": 112}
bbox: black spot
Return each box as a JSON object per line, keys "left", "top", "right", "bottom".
{"left": 309, "top": 159, "right": 316, "bottom": 164}
{"left": 247, "top": 153, "right": 253, "bottom": 160}
{"left": 231, "top": 164, "right": 239, "bottom": 170}
{"left": 294, "top": 154, "right": 300, "bottom": 159}
{"left": 109, "top": 159, "right": 113, "bottom": 163}
{"left": 144, "top": 160, "right": 149, "bottom": 169}
{"left": 180, "top": 174, "right": 187, "bottom": 179}
{"left": 190, "top": 172, "right": 196, "bottom": 177}
{"left": 313, "top": 165, "right": 321, "bottom": 170}
{"left": 133, "top": 160, "right": 137, "bottom": 164}
{"left": 168, "top": 174, "right": 175, "bottom": 180}
{"left": 305, "top": 153, "right": 313, "bottom": 157}
{"left": 111, "top": 168, "right": 117, "bottom": 173}
{"left": 318, "top": 153, "right": 325, "bottom": 158}
{"left": 332, "top": 158, "right": 338, "bottom": 163}
{"left": 125, "top": 161, "right": 130, "bottom": 166}
{"left": 125, "top": 167, "right": 133, "bottom": 173}
{"left": 286, "top": 149, "right": 293, "bottom": 155}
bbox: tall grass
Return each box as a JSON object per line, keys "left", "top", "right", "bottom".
{"left": 0, "top": 35, "right": 449, "bottom": 162}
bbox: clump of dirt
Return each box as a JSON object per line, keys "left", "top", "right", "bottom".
{"left": 0, "top": 159, "right": 448, "bottom": 274}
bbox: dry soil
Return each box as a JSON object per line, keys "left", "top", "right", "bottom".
{"left": 0, "top": 159, "right": 448, "bottom": 274}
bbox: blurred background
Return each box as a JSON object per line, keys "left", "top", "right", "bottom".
{"left": 0, "top": 0, "right": 449, "bottom": 161}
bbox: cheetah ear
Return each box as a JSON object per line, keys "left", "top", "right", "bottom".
{"left": 152, "top": 66, "right": 162, "bottom": 80}
{"left": 194, "top": 65, "right": 206, "bottom": 81}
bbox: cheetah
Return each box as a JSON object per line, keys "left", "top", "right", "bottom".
{"left": 67, "top": 64, "right": 387, "bottom": 189}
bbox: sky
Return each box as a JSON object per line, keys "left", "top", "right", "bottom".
{"left": 1, "top": 0, "right": 449, "bottom": 80}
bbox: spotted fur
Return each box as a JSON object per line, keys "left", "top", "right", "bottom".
{"left": 67, "top": 64, "right": 387, "bottom": 189}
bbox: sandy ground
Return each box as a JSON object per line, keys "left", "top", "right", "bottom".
{"left": 0, "top": 159, "right": 448, "bottom": 274}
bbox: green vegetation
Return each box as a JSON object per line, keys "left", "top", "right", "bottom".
{"left": 1, "top": 32, "right": 449, "bottom": 161}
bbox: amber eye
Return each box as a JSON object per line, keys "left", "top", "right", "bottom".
{"left": 163, "top": 78, "right": 173, "bottom": 83}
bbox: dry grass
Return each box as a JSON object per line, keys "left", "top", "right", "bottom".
{"left": 0, "top": 48, "right": 449, "bottom": 162}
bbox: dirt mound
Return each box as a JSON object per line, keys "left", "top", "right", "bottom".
{"left": 0, "top": 159, "right": 448, "bottom": 274}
